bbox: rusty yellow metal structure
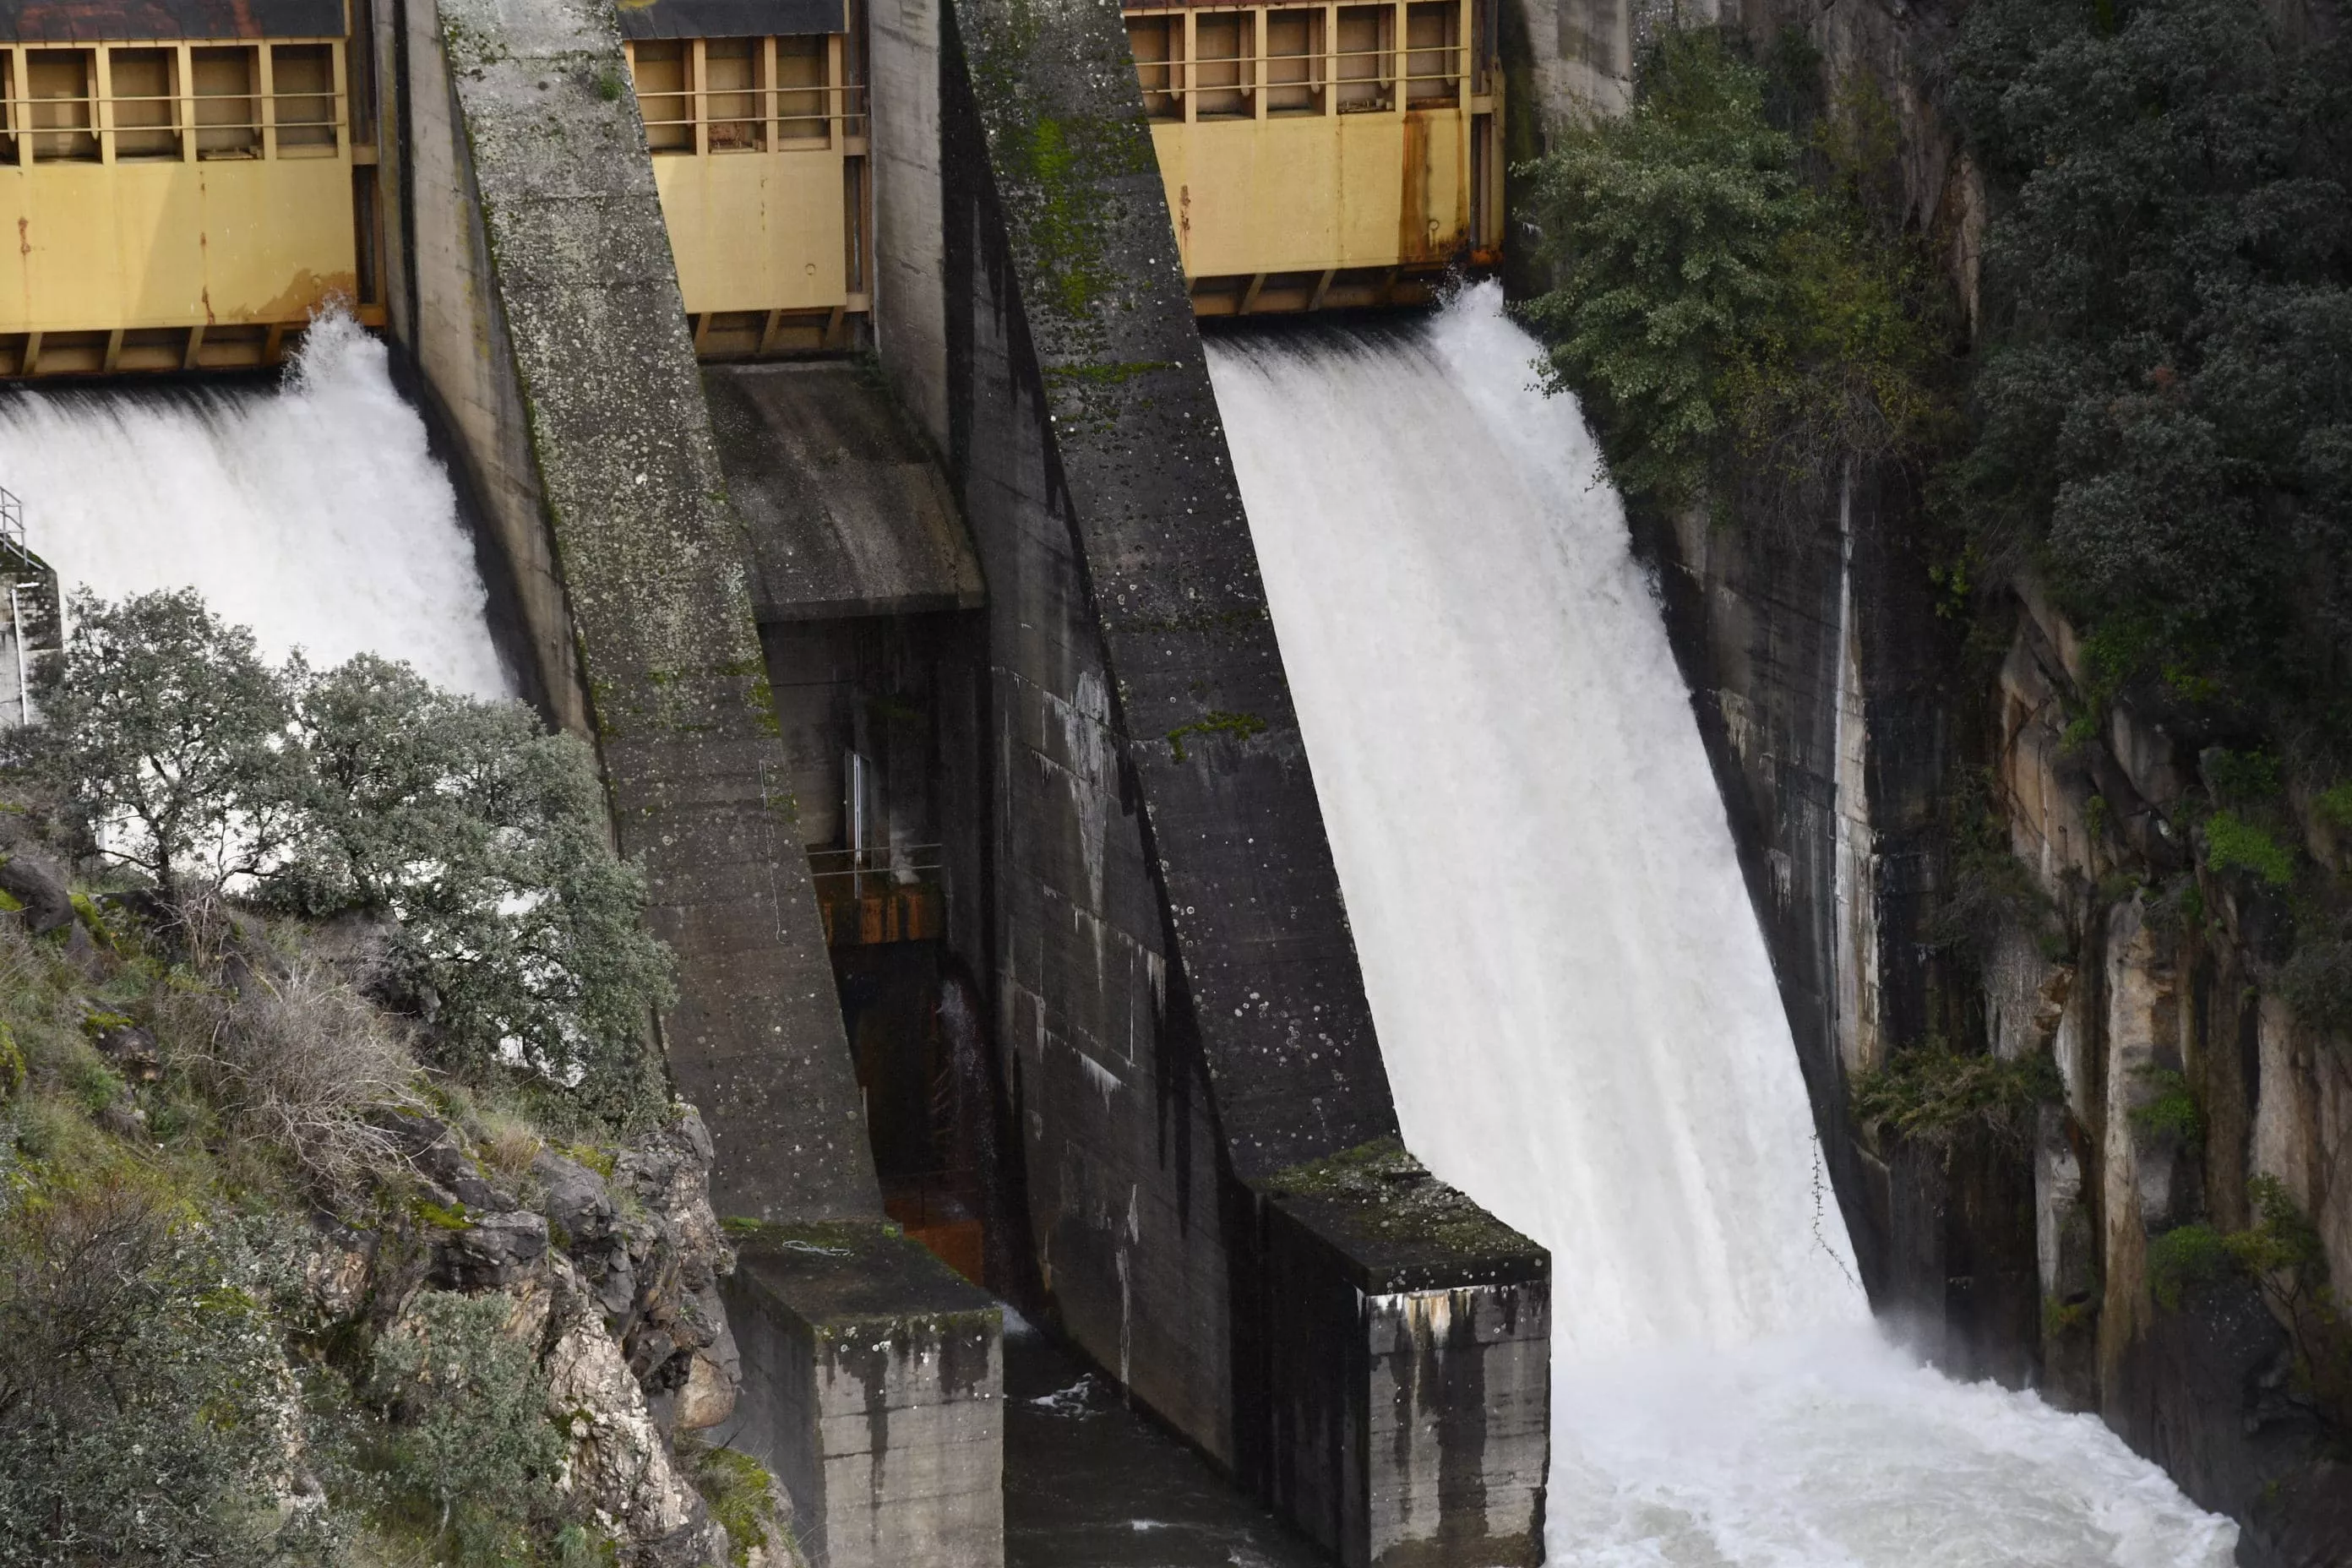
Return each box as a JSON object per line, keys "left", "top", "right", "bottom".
{"left": 1124, "top": 0, "right": 1501, "bottom": 313}
{"left": 623, "top": 0, "right": 870, "bottom": 358}
{"left": 0, "top": 0, "right": 378, "bottom": 377}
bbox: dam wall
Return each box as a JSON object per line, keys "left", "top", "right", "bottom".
{"left": 374, "top": 2, "right": 1003, "bottom": 1560}
{"left": 929, "top": 0, "right": 1549, "bottom": 1556}
{"left": 345, "top": 0, "right": 1555, "bottom": 1554}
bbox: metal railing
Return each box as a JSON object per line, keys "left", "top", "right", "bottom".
{"left": 0, "top": 486, "right": 25, "bottom": 569}
{"left": 639, "top": 79, "right": 869, "bottom": 150}
{"left": 0, "top": 44, "right": 347, "bottom": 165}
{"left": 1135, "top": 47, "right": 1465, "bottom": 117}
{"left": 808, "top": 841, "right": 944, "bottom": 891}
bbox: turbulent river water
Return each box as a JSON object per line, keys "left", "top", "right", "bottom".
{"left": 0, "top": 310, "right": 509, "bottom": 697}
{"left": 1206, "top": 282, "right": 2238, "bottom": 1567}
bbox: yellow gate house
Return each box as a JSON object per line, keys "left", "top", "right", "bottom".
{"left": 0, "top": 0, "right": 381, "bottom": 376}
{"left": 621, "top": 0, "right": 870, "bottom": 357}
{"left": 1123, "top": 0, "right": 1502, "bottom": 314}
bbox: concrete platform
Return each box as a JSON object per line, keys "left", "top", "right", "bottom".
{"left": 1258, "top": 1139, "right": 1550, "bottom": 1568}
{"left": 723, "top": 1222, "right": 1005, "bottom": 1568}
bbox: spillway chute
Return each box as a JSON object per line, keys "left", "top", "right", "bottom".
{"left": 1205, "top": 280, "right": 2238, "bottom": 1566}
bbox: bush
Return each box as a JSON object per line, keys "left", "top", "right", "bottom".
{"left": 1517, "top": 28, "right": 1948, "bottom": 515}
{"left": 2206, "top": 810, "right": 2298, "bottom": 887}
{"left": 2145, "top": 1176, "right": 2351, "bottom": 1423}
{"left": 2148, "top": 1222, "right": 2235, "bottom": 1311}
{"left": 0, "top": 1169, "right": 340, "bottom": 1565}
{"left": 362, "top": 1289, "right": 570, "bottom": 1563}
{"left": 190, "top": 956, "right": 423, "bottom": 1200}
{"left": 9, "top": 595, "right": 673, "bottom": 1124}
{"left": 274, "top": 657, "right": 673, "bottom": 1121}
{"left": 1849, "top": 1045, "right": 2064, "bottom": 1149}
{"left": 2278, "top": 920, "right": 2352, "bottom": 1036}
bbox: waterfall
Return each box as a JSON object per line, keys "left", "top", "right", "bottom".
{"left": 0, "top": 311, "right": 509, "bottom": 698}
{"left": 1205, "top": 283, "right": 2236, "bottom": 1566}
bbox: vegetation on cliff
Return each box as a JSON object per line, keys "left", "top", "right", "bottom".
{"left": 1951, "top": 0, "right": 2352, "bottom": 747}
{"left": 0, "top": 593, "right": 767, "bottom": 1565}
{"left": 1517, "top": 27, "right": 1952, "bottom": 519}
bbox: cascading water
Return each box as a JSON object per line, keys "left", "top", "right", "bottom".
{"left": 0, "top": 311, "right": 509, "bottom": 697}
{"left": 1206, "top": 283, "right": 2238, "bottom": 1567}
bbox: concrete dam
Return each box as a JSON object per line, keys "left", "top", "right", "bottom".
{"left": 0, "top": 0, "right": 2263, "bottom": 1563}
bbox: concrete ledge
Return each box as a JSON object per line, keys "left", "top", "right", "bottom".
{"left": 723, "top": 1222, "right": 1004, "bottom": 1568}
{"left": 1258, "top": 1139, "right": 1549, "bottom": 1568}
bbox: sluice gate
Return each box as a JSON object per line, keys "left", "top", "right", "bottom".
{"left": 1124, "top": 0, "right": 1502, "bottom": 313}
{"left": 0, "top": 0, "right": 382, "bottom": 376}
{"left": 621, "top": 0, "right": 874, "bottom": 357}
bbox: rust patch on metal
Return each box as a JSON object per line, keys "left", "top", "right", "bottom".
{"left": 0, "top": 1, "right": 344, "bottom": 43}
{"left": 1397, "top": 114, "right": 1434, "bottom": 264}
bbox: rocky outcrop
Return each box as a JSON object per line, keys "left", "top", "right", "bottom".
{"left": 322, "top": 1106, "right": 755, "bottom": 1566}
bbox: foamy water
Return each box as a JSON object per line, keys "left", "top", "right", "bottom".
{"left": 1206, "top": 283, "right": 2235, "bottom": 1566}
{"left": 0, "top": 310, "right": 509, "bottom": 696}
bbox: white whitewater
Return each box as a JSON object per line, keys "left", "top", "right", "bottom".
{"left": 1206, "top": 282, "right": 2237, "bottom": 1567}
{"left": 0, "top": 310, "right": 509, "bottom": 697}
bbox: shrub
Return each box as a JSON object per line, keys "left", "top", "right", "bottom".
{"left": 0, "top": 1170, "right": 340, "bottom": 1565}
{"left": 2129, "top": 1066, "right": 2205, "bottom": 1145}
{"left": 2205, "top": 810, "right": 2297, "bottom": 887}
{"left": 680, "top": 1435, "right": 781, "bottom": 1568}
{"left": 1517, "top": 28, "right": 1947, "bottom": 515}
{"left": 11, "top": 595, "right": 673, "bottom": 1124}
{"left": 2145, "top": 1176, "right": 2351, "bottom": 1423}
{"left": 2148, "top": 1222, "right": 2235, "bottom": 1310}
{"left": 362, "top": 1289, "right": 569, "bottom": 1563}
{"left": 2278, "top": 920, "right": 2352, "bottom": 1036}
{"left": 189, "top": 957, "right": 423, "bottom": 1199}
{"left": 1849, "top": 1045, "right": 2063, "bottom": 1149}
{"left": 274, "top": 656, "right": 672, "bottom": 1121}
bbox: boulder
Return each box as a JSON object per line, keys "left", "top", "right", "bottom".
{"left": 429, "top": 1207, "right": 550, "bottom": 1292}
{"left": 0, "top": 847, "right": 73, "bottom": 935}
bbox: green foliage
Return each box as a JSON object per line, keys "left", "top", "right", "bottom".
{"left": 11, "top": 594, "right": 673, "bottom": 1124}
{"left": 2148, "top": 1222, "right": 2234, "bottom": 1310}
{"left": 2144, "top": 1176, "right": 2351, "bottom": 1423}
{"left": 1165, "top": 710, "right": 1268, "bottom": 763}
{"left": 1849, "top": 1045, "right": 2064, "bottom": 1148}
{"left": 2314, "top": 780, "right": 2352, "bottom": 830}
{"left": 362, "top": 1290, "right": 569, "bottom": 1564}
{"left": 1932, "top": 772, "right": 2061, "bottom": 957}
{"left": 14, "top": 589, "right": 302, "bottom": 903}
{"left": 593, "top": 68, "right": 624, "bottom": 103}
{"left": 2208, "top": 749, "right": 2285, "bottom": 810}
{"left": 2130, "top": 1066, "right": 2205, "bottom": 1144}
{"left": 1517, "top": 28, "right": 1948, "bottom": 512}
{"left": 2044, "top": 1292, "right": 2098, "bottom": 1339}
{"left": 0, "top": 1169, "right": 340, "bottom": 1564}
{"left": 2278, "top": 917, "right": 2352, "bottom": 1037}
{"left": 1950, "top": 0, "right": 2352, "bottom": 731}
{"left": 272, "top": 657, "right": 674, "bottom": 1123}
{"left": 682, "top": 1437, "right": 776, "bottom": 1568}
{"left": 2205, "top": 809, "right": 2297, "bottom": 886}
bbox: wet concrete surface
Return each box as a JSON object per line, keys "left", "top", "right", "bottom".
{"left": 1004, "top": 1318, "right": 1329, "bottom": 1568}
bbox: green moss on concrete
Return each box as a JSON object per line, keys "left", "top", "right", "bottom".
{"left": 1263, "top": 1135, "right": 1540, "bottom": 1263}
{"left": 1167, "top": 710, "right": 1267, "bottom": 763}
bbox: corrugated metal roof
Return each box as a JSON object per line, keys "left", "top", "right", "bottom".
{"left": 614, "top": 0, "right": 843, "bottom": 41}
{"left": 0, "top": 1, "right": 346, "bottom": 41}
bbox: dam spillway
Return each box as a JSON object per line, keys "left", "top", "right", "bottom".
{"left": 0, "top": 310, "right": 507, "bottom": 696}
{"left": 1205, "top": 283, "right": 2240, "bottom": 1566}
